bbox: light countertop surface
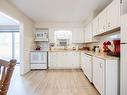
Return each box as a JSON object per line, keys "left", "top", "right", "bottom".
{"left": 81, "top": 51, "right": 120, "bottom": 60}
{"left": 49, "top": 49, "right": 82, "bottom": 52}
{"left": 49, "top": 49, "right": 120, "bottom": 60}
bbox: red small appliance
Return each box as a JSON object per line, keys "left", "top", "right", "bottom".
{"left": 107, "top": 40, "right": 120, "bottom": 57}
{"left": 103, "top": 41, "right": 112, "bottom": 52}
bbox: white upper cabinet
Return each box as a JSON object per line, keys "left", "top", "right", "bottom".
{"left": 92, "top": 0, "right": 120, "bottom": 36}
{"left": 49, "top": 28, "right": 55, "bottom": 43}
{"left": 85, "top": 23, "right": 97, "bottom": 43}
{"left": 92, "top": 16, "right": 99, "bottom": 36}
{"left": 107, "top": 0, "right": 120, "bottom": 31}
{"left": 84, "top": 23, "right": 93, "bottom": 43}
{"left": 98, "top": 9, "right": 107, "bottom": 34}
{"left": 72, "top": 28, "right": 85, "bottom": 43}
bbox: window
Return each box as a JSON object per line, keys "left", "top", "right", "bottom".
{"left": 0, "top": 33, "right": 12, "bottom": 60}
{"left": 54, "top": 30, "right": 72, "bottom": 46}
{"left": 0, "top": 32, "right": 20, "bottom": 63}
{"left": 14, "top": 32, "right": 20, "bottom": 63}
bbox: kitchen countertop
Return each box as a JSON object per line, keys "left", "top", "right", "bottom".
{"left": 81, "top": 51, "right": 120, "bottom": 60}
{"left": 30, "top": 50, "right": 48, "bottom": 52}
{"left": 49, "top": 49, "right": 120, "bottom": 60}
{"left": 49, "top": 50, "right": 82, "bottom": 52}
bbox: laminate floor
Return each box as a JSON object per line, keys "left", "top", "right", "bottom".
{"left": 7, "top": 66, "right": 100, "bottom": 95}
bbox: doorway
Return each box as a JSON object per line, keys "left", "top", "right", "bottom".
{"left": 0, "top": 12, "right": 21, "bottom": 72}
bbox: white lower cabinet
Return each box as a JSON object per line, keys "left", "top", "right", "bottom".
{"left": 81, "top": 53, "right": 92, "bottom": 82}
{"left": 48, "top": 51, "right": 80, "bottom": 69}
{"left": 81, "top": 53, "right": 85, "bottom": 72}
{"left": 93, "top": 56, "right": 119, "bottom": 95}
{"left": 93, "top": 57, "right": 105, "bottom": 95}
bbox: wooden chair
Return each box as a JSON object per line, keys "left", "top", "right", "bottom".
{"left": 0, "top": 59, "right": 16, "bottom": 95}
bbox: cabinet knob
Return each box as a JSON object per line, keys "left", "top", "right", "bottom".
{"left": 108, "top": 22, "right": 111, "bottom": 27}
{"left": 103, "top": 26, "right": 106, "bottom": 29}
{"left": 100, "top": 63, "right": 103, "bottom": 68}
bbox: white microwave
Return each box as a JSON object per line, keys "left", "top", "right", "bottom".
{"left": 35, "top": 29, "right": 49, "bottom": 41}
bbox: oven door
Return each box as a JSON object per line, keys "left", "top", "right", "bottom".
{"left": 30, "top": 51, "right": 47, "bottom": 64}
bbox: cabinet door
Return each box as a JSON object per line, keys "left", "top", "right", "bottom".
{"left": 56, "top": 52, "right": 65, "bottom": 68}
{"left": 84, "top": 54, "right": 92, "bottom": 82}
{"left": 107, "top": 0, "right": 120, "bottom": 31}
{"left": 98, "top": 9, "right": 107, "bottom": 34}
{"left": 49, "top": 28, "right": 55, "bottom": 43}
{"left": 106, "top": 60, "right": 119, "bottom": 95}
{"left": 72, "top": 52, "right": 80, "bottom": 67}
{"left": 48, "top": 52, "right": 52, "bottom": 67}
{"left": 49, "top": 52, "right": 80, "bottom": 69}
{"left": 81, "top": 53, "right": 92, "bottom": 82}
{"left": 72, "top": 28, "right": 85, "bottom": 43}
{"left": 85, "top": 23, "right": 93, "bottom": 43}
{"left": 63, "top": 52, "right": 70, "bottom": 68}
{"left": 48, "top": 52, "right": 60, "bottom": 68}
{"left": 93, "top": 17, "right": 99, "bottom": 36}
{"left": 30, "top": 52, "right": 47, "bottom": 63}
{"left": 93, "top": 57, "right": 105, "bottom": 95}
{"left": 93, "top": 57, "right": 98, "bottom": 87}
{"left": 81, "top": 53, "right": 85, "bottom": 71}
{"left": 48, "top": 52, "right": 55, "bottom": 67}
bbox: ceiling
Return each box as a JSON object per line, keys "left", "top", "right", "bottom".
{"left": 0, "top": 12, "right": 19, "bottom": 26}
{"left": 8, "top": 0, "right": 112, "bottom": 23}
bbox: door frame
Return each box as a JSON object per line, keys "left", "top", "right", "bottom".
{"left": 0, "top": 12, "right": 26, "bottom": 75}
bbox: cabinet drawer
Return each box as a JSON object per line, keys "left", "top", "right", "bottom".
{"left": 31, "top": 64, "right": 47, "bottom": 69}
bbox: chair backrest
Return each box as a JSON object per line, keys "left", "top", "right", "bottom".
{"left": 0, "top": 59, "right": 16, "bottom": 95}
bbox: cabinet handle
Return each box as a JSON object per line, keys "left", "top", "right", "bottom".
{"left": 100, "top": 63, "right": 103, "bottom": 68}
{"left": 88, "top": 60, "right": 91, "bottom": 62}
{"left": 103, "top": 26, "right": 106, "bottom": 30}
{"left": 108, "top": 22, "right": 111, "bottom": 27}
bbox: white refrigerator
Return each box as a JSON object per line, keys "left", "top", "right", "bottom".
{"left": 120, "top": 13, "right": 127, "bottom": 95}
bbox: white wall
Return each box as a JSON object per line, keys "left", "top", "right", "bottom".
{"left": 35, "top": 22, "right": 83, "bottom": 29}
{"left": 0, "top": 0, "right": 35, "bottom": 74}
{"left": 82, "top": 12, "right": 95, "bottom": 27}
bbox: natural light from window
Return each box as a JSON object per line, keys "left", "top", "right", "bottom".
{"left": 54, "top": 30, "right": 72, "bottom": 46}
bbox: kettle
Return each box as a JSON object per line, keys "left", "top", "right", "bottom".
{"left": 92, "top": 46, "right": 100, "bottom": 53}
{"left": 95, "top": 46, "right": 100, "bottom": 53}
{"left": 92, "top": 46, "right": 96, "bottom": 52}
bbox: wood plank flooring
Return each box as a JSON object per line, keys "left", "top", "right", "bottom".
{"left": 7, "top": 66, "right": 100, "bottom": 95}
